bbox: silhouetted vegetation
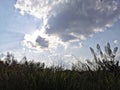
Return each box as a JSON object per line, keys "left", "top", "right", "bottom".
{"left": 0, "top": 43, "right": 120, "bottom": 90}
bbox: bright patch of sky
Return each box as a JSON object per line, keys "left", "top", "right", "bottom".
{"left": 0, "top": 0, "right": 120, "bottom": 68}
{"left": 0, "top": 0, "right": 41, "bottom": 51}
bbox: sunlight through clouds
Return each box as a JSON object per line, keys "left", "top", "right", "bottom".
{"left": 14, "top": 0, "right": 120, "bottom": 68}
{"left": 15, "top": 0, "right": 120, "bottom": 51}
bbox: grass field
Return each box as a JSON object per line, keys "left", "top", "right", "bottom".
{"left": 0, "top": 43, "right": 120, "bottom": 90}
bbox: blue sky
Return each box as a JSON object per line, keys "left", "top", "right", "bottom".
{"left": 0, "top": 0, "right": 41, "bottom": 51}
{"left": 0, "top": 0, "right": 120, "bottom": 68}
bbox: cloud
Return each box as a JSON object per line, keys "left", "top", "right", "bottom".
{"left": 36, "top": 36, "right": 48, "bottom": 48}
{"left": 114, "top": 40, "right": 119, "bottom": 44}
{"left": 22, "top": 28, "right": 67, "bottom": 52}
{"left": 15, "top": 0, "right": 120, "bottom": 50}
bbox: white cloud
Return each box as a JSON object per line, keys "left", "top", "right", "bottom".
{"left": 23, "top": 29, "right": 66, "bottom": 51}
{"left": 114, "top": 40, "right": 119, "bottom": 44}
{"left": 14, "top": 0, "right": 120, "bottom": 68}
{"left": 15, "top": 0, "right": 120, "bottom": 50}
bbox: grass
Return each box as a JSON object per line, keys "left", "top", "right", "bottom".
{"left": 0, "top": 43, "right": 120, "bottom": 90}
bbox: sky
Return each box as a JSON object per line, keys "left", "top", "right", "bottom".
{"left": 0, "top": 0, "right": 120, "bottom": 68}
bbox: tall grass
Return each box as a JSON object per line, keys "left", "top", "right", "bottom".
{"left": 0, "top": 43, "right": 120, "bottom": 90}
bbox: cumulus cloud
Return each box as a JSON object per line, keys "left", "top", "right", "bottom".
{"left": 15, "top": 0, "right": 120, "bottom": 50}
{"left": 23, "top": 29, "right": 66, "bottom": 51}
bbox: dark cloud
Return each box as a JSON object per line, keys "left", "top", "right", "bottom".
{"left": 15, "top": 0, "right": 120, "bottom": 49}
{"left": 59, "top": 34, "right": 76, "bottom": 42}
{"left": 46, "top": 0, "right": 120, "bottom": 40}
{"left": 36, "top": 36, "right": 48, "bottom": 48}
{"left": 14, "top": 0, "right": 120, "bottom": 68}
